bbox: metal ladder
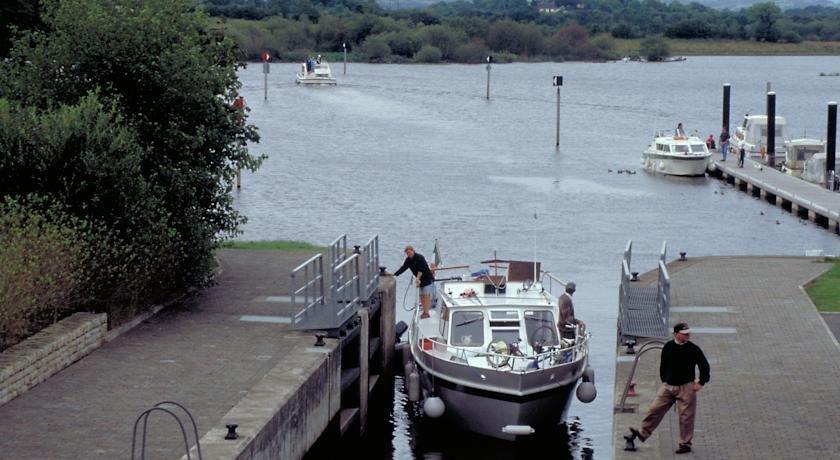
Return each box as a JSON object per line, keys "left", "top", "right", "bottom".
{"left": 130, "top": 401, "right": 202, "bottom": 460}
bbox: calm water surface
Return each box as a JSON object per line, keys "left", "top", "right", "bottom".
{"left": 234, "top": 57, "right": 840, "bottom": 459}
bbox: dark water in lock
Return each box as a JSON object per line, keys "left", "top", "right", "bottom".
{"left": 234, "top": 57, "right": 840, "bottom": 459}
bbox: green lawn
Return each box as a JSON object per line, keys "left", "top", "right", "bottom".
{"left": 219, "top": 240, "right": 323, "bottom": 251}
{"left": 806, "top": 261, "right": 840, "bottom": 312}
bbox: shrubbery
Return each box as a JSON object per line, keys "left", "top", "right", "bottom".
{"left": 414, "top": 45, "right": 443, "bottom": 63}
{"left": 0, "top": 0, "right": 260, "bottom": 348}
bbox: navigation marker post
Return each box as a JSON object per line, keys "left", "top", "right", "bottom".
{"left": 343, "top": 42, "right": 347, "bottom": 75}
{"left": 554, "top": 75, "right": 563, "bottom": 149}
{"left": 827, "top": 101, "right": 837, "bottom": 190}
{"left": 261, "top": 51, "right": 270, "bottom": 101}
{"left": 486, "top": 56, "right": 492, "bottom": 100}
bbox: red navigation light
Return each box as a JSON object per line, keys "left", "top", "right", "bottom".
{"left": 261, "top": 51, "right": 270, "bottom": 62}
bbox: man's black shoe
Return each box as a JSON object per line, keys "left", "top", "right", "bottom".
{"left": 675, "top": 444, "right": 692, "bottom": 454}
{"left": 623, "top": 435, "right": 637, "bottom": 451}
{"left": 629, "top": 427, "right": 645, "bottom": 442}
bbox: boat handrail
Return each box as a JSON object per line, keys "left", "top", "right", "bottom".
{"left": 414, "top": 323, "right": 590, "bottom": 373}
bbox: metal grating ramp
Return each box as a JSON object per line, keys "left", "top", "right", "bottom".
{"left": 620, "top": 287, "right": 668, "bottom": 339}
{"left": 626, "top": 287, "right": 658, "bottom": 310}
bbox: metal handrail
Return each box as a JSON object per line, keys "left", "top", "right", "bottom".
{"left": 659, "top": 241, "right": 667, "bottom": 266}
{"left": 328, "top": 234, "right": 347, "bottom": 272}
{"left": 658, "top": 260, "right": 671, "bottom": 329}
{"left": 539, "top": 270, "right": 567, "bottom": 298}
{"left": 618, "top": 340, "right": 666, "bottom": 411}
{"left": 291, "top": 253, "right": 325, "bottom": 313}
{"left": 414, "top": 322, "right": 591, "bottom": 374}
{"left": 361, "top": 234, "right": 379, "bottom": 300}
{"left": 333, "top": 253, "right": 361, "bottom": 319}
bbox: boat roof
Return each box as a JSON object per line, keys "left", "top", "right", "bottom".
{"left": 438, "top": 280, "right": 555, "bottom": 309}
{"left": 653, "top": 135, "right": 706, "bottom": 144}
{"left": 787, "top": 138, "right": 825, "bottom": 146}
{"left": 742, "top": 115, "right": 786, "bottom": 125}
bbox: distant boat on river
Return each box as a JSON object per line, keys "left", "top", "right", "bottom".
{"left": 296, "top": 57, "right": 336, "bottom": 86}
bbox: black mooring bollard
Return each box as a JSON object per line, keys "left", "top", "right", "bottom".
{"left": 767, "top": 92, "right": 776, "bottom": 167}
{"left": 827, "top": 102, "right": 837, "bottom": 190}
{"left": 225, "top": 424, "right": 239, "bottom": 440}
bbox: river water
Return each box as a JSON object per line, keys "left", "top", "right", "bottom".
{"left": 234, "top": 57, "right": 840, "bottom": 459}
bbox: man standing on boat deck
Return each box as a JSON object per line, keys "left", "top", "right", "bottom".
{"left": 394, "top": 246, "right": 435, "bottom": 319}
{"left": 624, "top": 322, "right": 711, "bottom": 455}
{"left": 558, "top": 282, "right": 585, "bottom": 340}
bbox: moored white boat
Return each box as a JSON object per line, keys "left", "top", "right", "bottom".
{"left": 732, "top": 114, "right": 786, "bottom": 163}
{"left": 406, "top": 258, "right": 595, "bottom": 441}
{"left": 641, "top": 133, "right": 711, "bottom": 176}
{"left": 296, "top": 57, "right": 336, "bottom": 85}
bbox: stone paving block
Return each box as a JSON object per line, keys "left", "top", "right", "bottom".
{"left": 613, "top": 257, "right": 840, "bottom": 460}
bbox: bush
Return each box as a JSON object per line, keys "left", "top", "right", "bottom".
{"left": 0, "top": 199, "right": 87, "bottom": 350}
{"left": 0, "top": 0, "right": 261, "bottom": 329}
{"left": 417, "top": 25, "right": 464, "bottom": 59}
{"left": 414, "top": 45, "right": 442, "bottom": 63}
{"left": 639, "top": 35, "right": 670, "bottom": 61}
{"left": 453, "top": 40, "right": 490, "bottom": 63}
{"left": 361, "top": 34, "right": 392, "bottom": 61}
{"left": 381, "top": 30, "right": 421, "bottom": 58}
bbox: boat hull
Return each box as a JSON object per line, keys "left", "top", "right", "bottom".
{"left": 429, "top": 375, "right": 577, "bottom": 441}
{"left": 296, "top": 75, "right": 336, "bottom": 85}
{"left": 641, "top": 153, "right": 710, "bottom": 176}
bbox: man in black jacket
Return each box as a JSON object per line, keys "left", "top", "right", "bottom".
{"left": 625, "top": 322, "right": 710, "bottom": 454}
{"left": 394, "top": 245, "right": 435, "bottom": 319}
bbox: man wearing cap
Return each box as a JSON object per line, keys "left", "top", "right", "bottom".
{"left": 625, "top": 322, "right": 710, "bottom": 454}
{"left": 558, "top": 282, "right": 585, "bottom": 340}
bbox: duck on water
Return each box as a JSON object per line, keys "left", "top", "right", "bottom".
{"left": 398, "top": 256, "right": 596, "bottom": 441}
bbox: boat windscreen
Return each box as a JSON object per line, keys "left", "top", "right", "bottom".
{"left": 674, "top": 144, "right": 690, "bottom": 153}
{"left": 525, "top": 311, "right": 558, "bottom": 347}
{"left": 691, "top": 144, "right": 707, "bottom": 153}
{"left": 451, "top": 311, "right": 484, "bottom": 346}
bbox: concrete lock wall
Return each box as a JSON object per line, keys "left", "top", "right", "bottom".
{"left": 184, "top": 338, "right": 342, "bottom": 460}
{"left": 0, "top": 312, "right": 107, "bottom": 406}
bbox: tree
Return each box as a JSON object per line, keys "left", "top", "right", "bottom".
{"left": 361, "top": 34, "right": 391, "bottom": 61}
{"left": 0, "top": 0, "right": 261, "bottom": 316}
{"left": 747, "top": 2, "right": 782, "bottom": 42}
{"left": 414, "top": 45, "right": 442, "bottom": 63}
{"left": 639, "top": 35, "right": 670, "bottom": 61}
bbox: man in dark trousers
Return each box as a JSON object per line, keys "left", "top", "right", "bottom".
{"left": 394, "top": 245, "right": 435, "bottom": 319}
{"left": 624, "top": 322, "right": 710, "bottom": 454}
{"left": 558, "top": 282, "right": 585, "bottom": 340}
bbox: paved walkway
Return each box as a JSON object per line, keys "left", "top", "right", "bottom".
{"left": 0, "top": 249, "right": 321, "bottom": 459}
{"left": 613, "top": 256, "right": 840, "bottom": 459}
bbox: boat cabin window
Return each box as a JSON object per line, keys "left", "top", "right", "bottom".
{"left": 674, "top": 144, "right": 690, "bottom": 154}
{"left": 489, "top": 310, "right": 521, "bottom": 345}
{"left": 524, "top": 310, "right": 559, "bottom": 347}
{"left": 690, "top": 144, "right": 707, "bottom": 153}
{"left": 451, "top": 311, "right": 484, "bottom": 346}
{"left": 656, "top": 143, "right": 670, "bottom": 152}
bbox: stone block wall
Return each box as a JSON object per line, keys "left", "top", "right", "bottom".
{"left": 0, "top": 312, "right": 107, "bottom": 406}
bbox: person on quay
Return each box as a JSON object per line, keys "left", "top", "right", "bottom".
{"left": 558, "top": 282, "right": 585, "bottom": 340}
{"left": 719, "top": 127, "right": 730, "bottom": 161}
{"left": 394, "top": 245, "right": 436, "bottom": 319}
{"left": 705, "top": 134, "right": 716, "bottom": 151}
{"left": 675, "top": 123, "right": 686, "bottom": 139}
{"left": 624, "top": 322, "right": 710, "bottom": 455}
{"left": 738, "top": 146, "right": 746, "bottom": 168}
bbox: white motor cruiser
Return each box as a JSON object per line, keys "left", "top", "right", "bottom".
{"left": 731, "top": 114, "right": 786, "bottom": 162}
{"left": 641, "top": 132, "right": 712, "bottom": 176}
{"left": 405, "top": 258, "right": 595, "bottom": 441}
{"left": 783, "top": 138, "right": 825, "bottom": 177}
{"left": 296, "top": 57, "right": 336, "bottom": 86}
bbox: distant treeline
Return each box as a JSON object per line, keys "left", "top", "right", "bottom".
{"left": 200, "top": 0, "right": 840, "bottom": 63}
